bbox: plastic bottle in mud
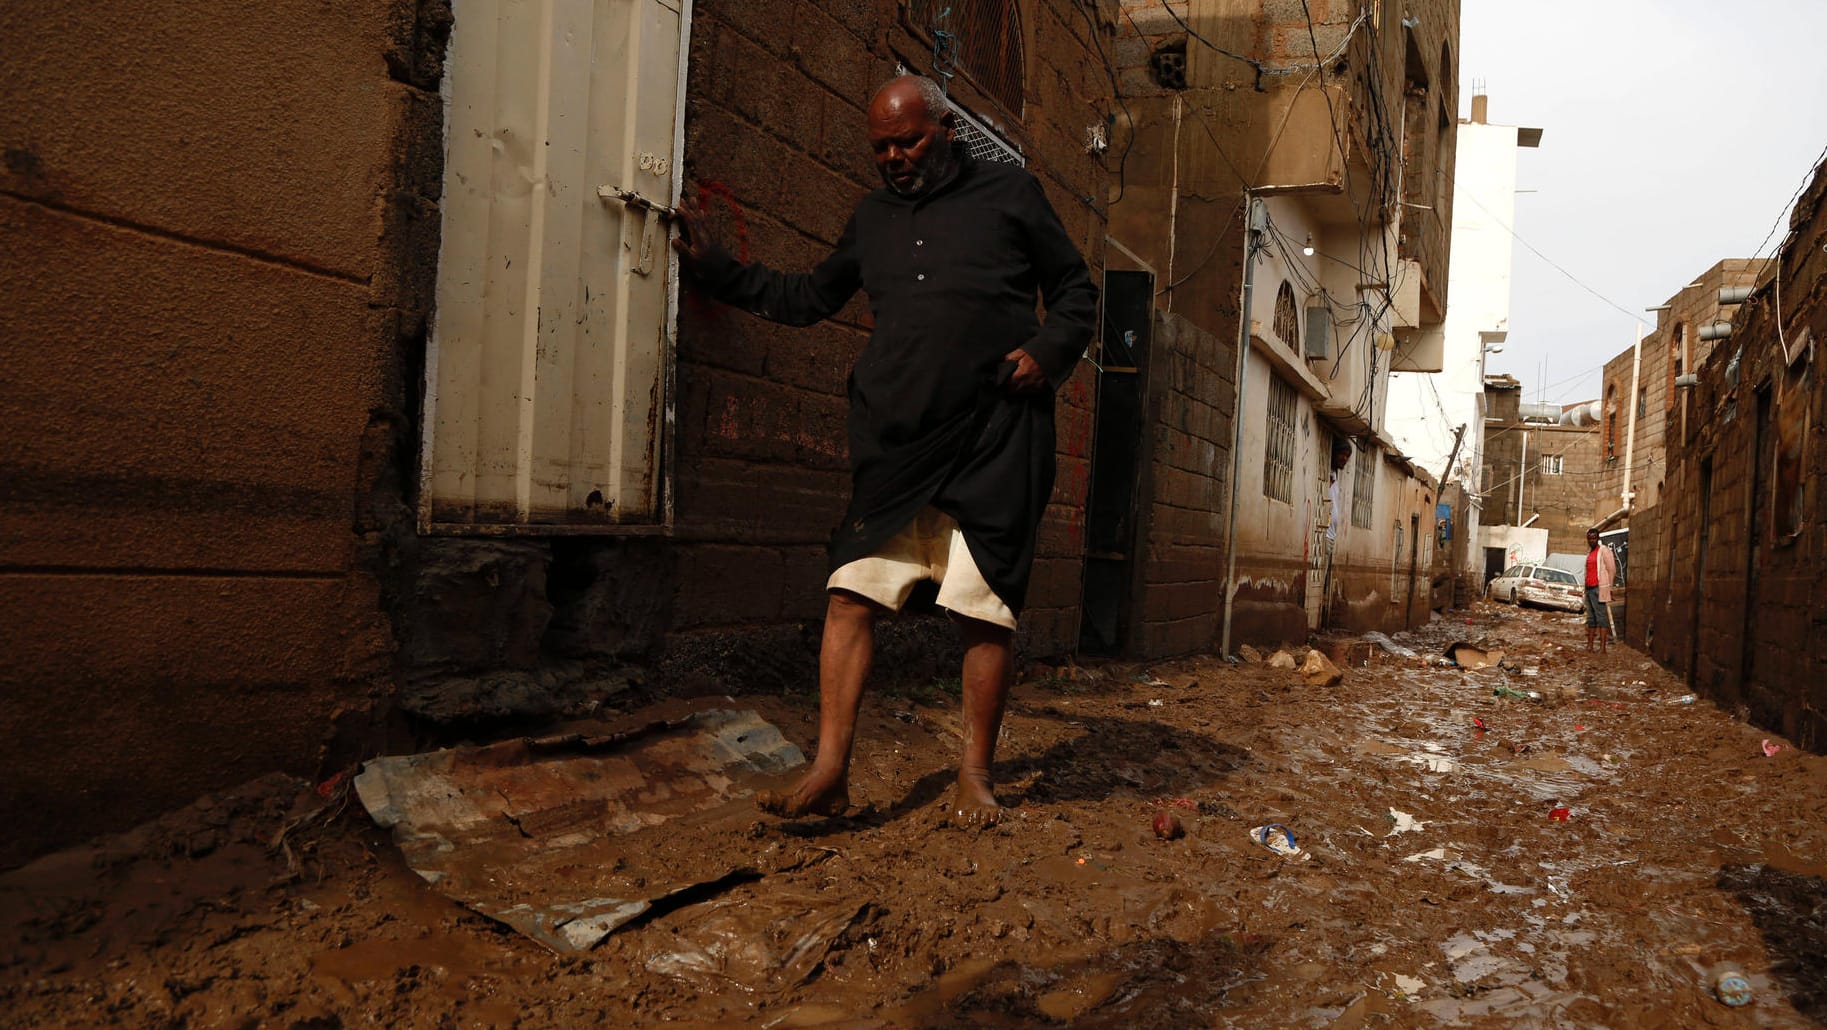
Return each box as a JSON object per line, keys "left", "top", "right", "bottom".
{"left": 1713, "top": 967, "right": 1752, "bottom": 1006}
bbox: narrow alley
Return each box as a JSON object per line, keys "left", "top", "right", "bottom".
{"left": 5, "top": 605, "right": 1823, "bottom": 1026}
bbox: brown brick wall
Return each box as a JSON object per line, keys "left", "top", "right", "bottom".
{"left": 1129, "top": 312, "right": 1237, "bottom": 657}
{"left": 1482, "top": 420, "right": 1606, "bottom": 555}
{"left": 0, "top": 0, "right": 447, "bottom": 867}
{"left": 1643, "top": 162, "right": 1827, "bottom": 753}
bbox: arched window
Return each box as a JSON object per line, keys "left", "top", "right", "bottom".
{"left": 906, "top": 0, "right": 1026, "bottom": 116}
{"left": 1604, "top": 384, "right": 1618, "bottom": 461}
{"left": 1439, "top": 40, "right": 1454, "bottom": 116}
{"left": 1273, "top": 281, "right": 1300, "bottom": 349}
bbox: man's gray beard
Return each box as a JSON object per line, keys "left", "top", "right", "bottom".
{"left": 883, "top": 150, "right": 956, "bottom": 197}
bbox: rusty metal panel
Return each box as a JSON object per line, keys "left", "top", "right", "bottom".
{"left": 421, "top": 0, "right": 689, "bottom": 529}
{"left": 353, "top": 709, "right": 805, "bottom": 953}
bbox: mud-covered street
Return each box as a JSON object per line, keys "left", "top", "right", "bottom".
{"left": 4, "top": 602, "right": 1824, "bottom": 1027}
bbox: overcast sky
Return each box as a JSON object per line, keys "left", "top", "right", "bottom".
{"left": 1456, "top": 0, "right": 1827, "bottom": 404}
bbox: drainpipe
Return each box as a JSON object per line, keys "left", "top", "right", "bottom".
{"left": 1620, "top": 322, "right": 1644, "bottom": 511}
{"left": 1219, "top": 196, "right": 1265, "bottom": 657}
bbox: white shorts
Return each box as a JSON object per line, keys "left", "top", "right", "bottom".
{"left": 826, "top": 507, "right": 1016, "bottom": 629}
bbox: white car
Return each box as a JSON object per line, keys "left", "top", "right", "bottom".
{"left": 1487, "top": 564, "right": 1585, "bottom": 613}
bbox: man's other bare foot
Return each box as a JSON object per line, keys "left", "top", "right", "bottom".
{"left": 949, "top": 769, "right": 1002, "bottom": 827}
{"left": 756, "top": 766, "right": 850, "bottom": 818}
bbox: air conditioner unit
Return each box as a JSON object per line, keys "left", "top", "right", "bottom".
{"left": 1303, "top": 305, "right": 1332, "bottom": 359}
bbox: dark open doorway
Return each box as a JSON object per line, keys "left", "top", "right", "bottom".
{"left": 1079, "top": 269, "right": 1153, "bottom": 655}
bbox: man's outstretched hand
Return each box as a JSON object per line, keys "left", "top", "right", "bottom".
{"left": 670, "top": 189, "right": 726, "bottom": 267}
{"left": 1002, "top": 348, "right": 1046, "bottom": 395}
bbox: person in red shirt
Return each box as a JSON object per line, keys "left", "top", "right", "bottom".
{"left": 1584, "top": 528, "right": 1618, "bottom": 652}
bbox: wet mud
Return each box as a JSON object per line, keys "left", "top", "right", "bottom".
{"left": 3, "top": 602, "right": 1825, "bottom": 1026}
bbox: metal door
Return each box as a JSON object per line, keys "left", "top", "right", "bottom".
{"left": 421, "top": 0, "right": 691, "bottom": 530}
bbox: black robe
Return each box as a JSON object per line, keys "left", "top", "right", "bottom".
{"left": 692, "top": 155, "right": 1097, "bottom": 615}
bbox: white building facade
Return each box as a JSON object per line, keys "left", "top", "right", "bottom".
{"left": 1385, "top": 92, "right": 1540, "bottom": 589}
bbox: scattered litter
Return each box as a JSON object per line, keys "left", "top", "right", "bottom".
{"left": 1493, "top": 686, "right": 1543, "bottom": 702}
{"left": 1146, "top": 698, "right": 1165, "bottom": 708}
{"left": 1386, "top": 809, "right": 1426, "bottom": 835}
{"left": 1762, "top": 739, "right": 1783, "bottom": 757}
{"left": 1549, "top": 806, "right": 1571, "bottom": 822}
{"left": 1249, "top": 824, "right": 1306, "bottom": 859}
{"left": 1520, "top": 666, "right": 1540, "bottom": 677}
{"left": 1713, "top": 968, "right": 1753, "bottom": 1007}
{"left": 1602, "top": 753, "right": 1617, "bottom": 764}
{"left": 1574, "top": 724, "right": 1588, "bottom": 733}
{"left": 1472, "top": 717, "right": 1488, "bottom": 732}
{"left": 1237, "top": 644, "right": 1264, "bottom": 664}
{"left": 1362, "top": 631, "right": 1417, "bottom": 658}
{"left": 1446, "top": 642, "right": 1504, "bottom": 669}
{"left": 1404, "top": 847, "right": 1449, "bottom": 863}
{"left": 1392, "top": 973, "right": 1426, "bottom": 997}
{"left": 1268, "top": 650, "right": 1298, "bottom": 670}
{"left": 1421, "top": 756, "right": 1460, "bottom": 773}
{"left": 315, "top": 770, "right": 349, "bottom": 800}
{"left": 1152, "top": 813, "right": 1185, "bottom": 840}
{"left": 1670, "top": 695, "right": 1698, "bottom": 705}
{"left": 1134, "top": 673, "right": 1170, "bottom": 688}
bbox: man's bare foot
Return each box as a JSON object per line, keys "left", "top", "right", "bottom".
{"left": 756, "top": 766, "right": 850, "bottom": 818}
{"left": 949, "top": 768, "right": 1002, "bottom": 827}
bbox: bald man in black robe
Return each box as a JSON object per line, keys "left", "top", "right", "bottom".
{"left": 674, "top": 75, "right": 1096, "bottom": 826}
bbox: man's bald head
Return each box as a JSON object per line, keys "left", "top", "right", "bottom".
{"left": 867, "top": 75, "right": 956, "bottom": 197}
{"left": 870, "top": 75, "right": 950, "bottom": 123}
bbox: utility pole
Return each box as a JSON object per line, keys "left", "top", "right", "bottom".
{"left": 1219, "top": 196, "right": 1264, "bottom": 658}
{"left": 1436, "top": 424, "right": 1466, "bottom": 490}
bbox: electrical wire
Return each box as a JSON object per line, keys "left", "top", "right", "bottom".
{"left": 1744, "top": 139, "right": 1827, "bottom": 267}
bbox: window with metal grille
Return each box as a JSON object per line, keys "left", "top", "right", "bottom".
{"left": 1542, "top": 454, "right": 1564, "bottom": 475}
{"left": 950, "top": 103, "right": 1024, "bottom": 167}
{"left": 905, "top": 0, "right": 1025, "bottom": 116}
{"left": 1263, "top": 375, "right": 1296, "bottom": 503}
{"left": 1272, "top": 281, "right": 1299, "bottom": 349}
{"left": 1351, "top": 445, "right": 1375, "bottom": 528}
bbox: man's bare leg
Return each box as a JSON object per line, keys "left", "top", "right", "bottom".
{"left": 953, "top": 616, "right": 1013, "bottom": 827}
{"left": 758, "top": 590, "right": 878, "bottom": 817}
{"left": 1586, "top": 625, "right": 1595, "bottom": 652}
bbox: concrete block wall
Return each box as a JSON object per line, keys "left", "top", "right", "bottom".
{"left": 0, "top": 0, "right": 448, "bottom": 867}
{"left": 1129, "top": 312, "right": 1237, "bottom": 657}
{"left": 1648, "top": 159, "right": 1827, "bottom": 753}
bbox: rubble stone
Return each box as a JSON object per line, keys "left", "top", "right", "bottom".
{"left": 1298, "top": 650, "right": 1344, "bottom": 688}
